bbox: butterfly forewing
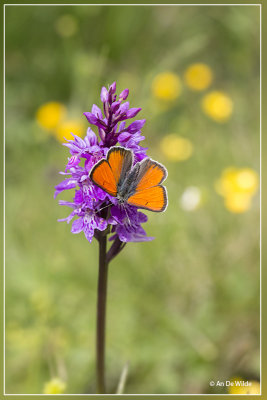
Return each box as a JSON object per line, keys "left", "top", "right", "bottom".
{"left": 107, "top": 147, "right": 133, "bottom": 187}
{"left": 90, "top": 159, "right": 118, "bottom": 196}
{"left": 127, "top": 185, "right": 168, "bottom": 212}
{"left": 135, "top": 159, "right": 167, "bottom": 192}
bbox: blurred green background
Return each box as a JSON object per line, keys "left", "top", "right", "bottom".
{"left": 5, "top": 5, "right": 260, "bottom": 395}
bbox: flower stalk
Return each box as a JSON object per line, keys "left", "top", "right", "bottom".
{"left": 95, "top": 231, "right": 126, "bottom": 393}
{"left": 96, "top": 233, "right": 108, "bottom": 394}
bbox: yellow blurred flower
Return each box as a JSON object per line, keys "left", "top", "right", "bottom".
{"left": 215, "top": 168, "right": 259, "bottom": 197}
{"left": 43, "top": 377, "right": 66, "bottom": 394}
{"left": 224, "top": 193, "right": 252, "bottom": 213}
{"left": 228, "top": 377, "right": 260, "bottom": 395}
{"left": 152, "top": 72, "right": 181, "bottom": 101}
{"left": 184, "top": 63, "right": 213, "bottom": 91}
{"left": 202, "top": 91, "right": 233, "bottom": 122}
{"left": 55, "top": 120, "right": 85, "bottom": 142}
{"left": 36, "top": 102, "right": 66, "bottom": 131}
{"left": 215, "top": 168, "right": 259, "bottom": 213}
{"left": 235, "top": 168, "right": 259, "bottom": 194}
{"left": 55, "top": 14, "right": 78, "bottom": 38}
{"left": 160, "top": 134, "right": 193, "bottom": 161}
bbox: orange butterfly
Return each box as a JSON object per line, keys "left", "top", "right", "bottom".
{"left": 90, "top": 146, "right": 168, "bottom": 212}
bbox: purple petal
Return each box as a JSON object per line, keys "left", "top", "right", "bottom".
{"left": 120, "top": 134, "right": 146, "bottom": 151}
{"left": 116, "top": 224, "right": 154, "bottom": 242}
{"left": 110, "top": 206, "right": 125, "bottom": 223}
{"left": 54, "top": 179, "right": 77, "bottom": 198}
{"left": 85, "top": 127, "right": 98, "bottom": 146}
{"left": 110, "top": 101, "right": 121, "bottom": 114}
{"left": 58, "top": 200, "right": 76, "bottom": 207}
{"left": 84, "top": 223, "right": 95, "bottom": 243}
{"left": 119, "top": 102, "right": 129, "bottom": 114}
{"left": 119, "top": 89, "right": 129, "bottom": 101}
{"left": 74, "top": 189, "right": 83, "bottom": 204}
{"left": 84, "top": 157, "right": 95, "bottom": 172}
{"left": 125, "top": 119, "right": 146, "bottom": 134}
{"left": 98, "top": 127, "right": 106, "bottom": 142}
{"left": 91, "top": 184, "right": 108, "bottom": 201}
{"left": 100, "top": 86, "right": 108, "bottom": 103}
{"left": 74, "top": 134, "right": 86, "bottom": 148}
{"left": 109, "top": 82, "right": 116, "bottom": 94}
{"left": 119, "top": 121, "right": 126, "bottom": 132}
{"left": 59, "top": 171, "right": 71, "bottom": 175}
{"left": 58, "top": 211, "right": 75, "bottom": 224}
{"left": 91, "top": 104, "right": 103, "bottom": 119}
{"left": 84, "top": 112, "right": 106, "bottom": 129}
{"left": 71, "top": 218, "right": 84, "bottom": 234}
{"left": 134, "top": 150, "right": 148, "bottom": 161}
{"left": 65, "top": 156, "right": 80, "bottom": 171}
{"left": 137, "top": 212, "right": 148, "bottom": 223}
{"left": 107, "top": 215, "right": 118, "bottom": 226}
{"left": 125, "top": 107, "right": 141, "bottom": 119}
{"left": 63, "top": 142, "right": 82, "bottom": 154}
{"left": 117, "top": 132, "right": 131, "bottom": 143}
{"left": 83, "top": 112, "right": 98, "bottom": 125}
{"left": 95, "top": 216, "right": 108, "bottom": 231}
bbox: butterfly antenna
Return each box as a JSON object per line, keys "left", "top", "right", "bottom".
{"left": 96, "top": 202, "right": 112, "bottom": 213}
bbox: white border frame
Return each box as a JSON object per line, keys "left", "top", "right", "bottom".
{"left": 3, "top": 2, "right": 262, "bottom": 396}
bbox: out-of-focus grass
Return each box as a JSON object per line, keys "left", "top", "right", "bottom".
{"left": 5, "top": 5, "right": 260, "bottom": 394}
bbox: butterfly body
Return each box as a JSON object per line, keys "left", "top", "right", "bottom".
{"left": 90, "top": 146, "right": 168, "bottom": 212}
{"left": 116, "top": 164, "right": 141, "bottom": 203}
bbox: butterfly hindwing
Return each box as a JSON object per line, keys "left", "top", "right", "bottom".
{"left": 90, "top": 159, "right": 118, "bottom": 197}
{"left": 134, "top": 158, "right": 167, "bottom": 192}
{"left": 126, "top": 157, "right": 168, "bottom": 211}
{"left": 127, "top": 185, "right": 168, "bottom": 212}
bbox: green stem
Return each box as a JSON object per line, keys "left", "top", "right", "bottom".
{"left": 96, "top": 234, "right": 108, "bottom": 394}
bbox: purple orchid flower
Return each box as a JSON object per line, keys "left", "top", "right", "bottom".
{"left": 55, "top": 82, "right": 151, "bottom": 245}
